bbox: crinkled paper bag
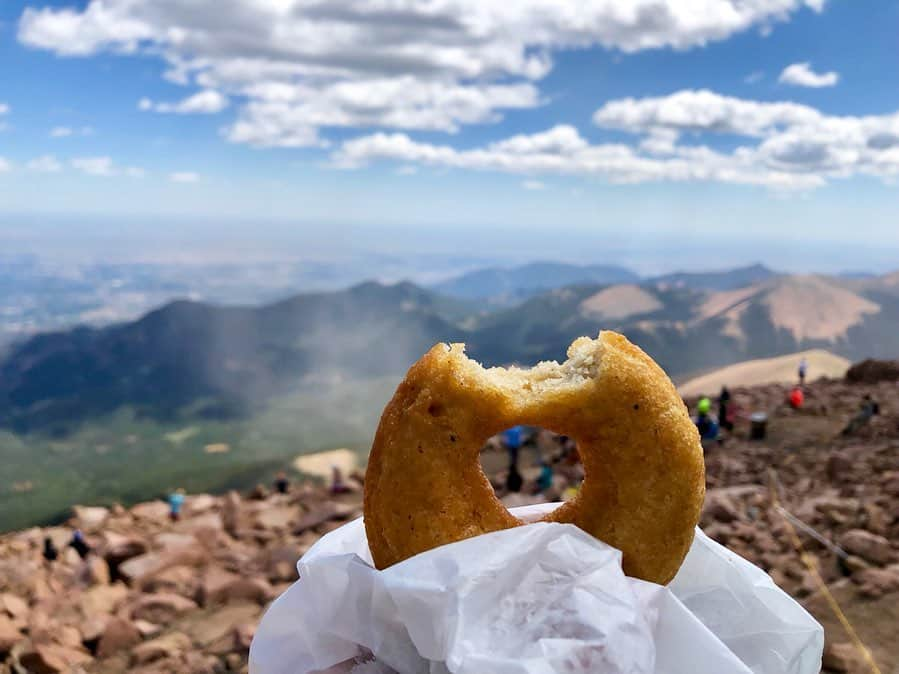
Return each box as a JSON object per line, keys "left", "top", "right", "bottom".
{"left": 250, "top": 503, "right": 823, "bottom": 674}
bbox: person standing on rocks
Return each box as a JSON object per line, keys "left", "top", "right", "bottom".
{"left": 274, "top": 471, "right": 290, "bottom": 495}
{"left": 70, "top": 529, "right": 91, "bottom": 559}
{"left": 42, "top": 536, "right": 58, "bottom": 563}
{"left": 505, "top": 462, "right": 523, "bottom": 493}
{"left": 718, "top": 386, "right": 733, "bottom": 432}
{"left": 798, "top": 357, "right": 808, "bottom": 386}
{"left": 330, "top": 465, "right": 350, "bottom": 495}
{"left": 168, "top": 488, "right": 186, "bottom": 522}
{"left": 503, "top": 425, "right": 525, "bottom": 468}
{"left": 536, "top": 459, "right": 553, "bottom": 494}
{"left": 695, "top": 397, "right": 719, "bottom": 440}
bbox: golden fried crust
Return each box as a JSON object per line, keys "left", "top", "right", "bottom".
{"left": 363, "top": 331, "right": 705, "bottom": 585}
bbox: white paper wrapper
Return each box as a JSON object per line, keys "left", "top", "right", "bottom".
{"left": 250, "top": 503, "right": 822, "bottom": 674}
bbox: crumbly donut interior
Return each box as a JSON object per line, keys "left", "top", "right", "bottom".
{"left": 448, "top": 336, "right": 603, "bottom": 397}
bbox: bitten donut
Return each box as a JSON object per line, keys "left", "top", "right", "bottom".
{"left": 363, "top": 331, "right": 705, "bottom": 585}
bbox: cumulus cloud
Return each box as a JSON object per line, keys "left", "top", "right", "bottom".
{"left": 0, "top": 158, "right": 10, "bottom": 172}
{"left": 139, "top": 90, "right": 228, "bottom": 114}
{"left": 170, "top": 171, "right": 200, "bottom": 183}
{"left": 779, "top": 62, "right": 839, "bottom": 87}
{"left": 17, "top": 0, "right": 824, "bottom": 146}
{"left": 593, "top": 89, "right": 821, "bottom": 137}
{"left": 71, "top": 156, "right": 145, "bottom": 177}
{"left": 0, "top": 103, "right": 9, "bottom": 115}
{"left": 334, "top": 90, "right": 899, "bottom": 190}
{"left": 27, "top": 155, "right": 62, "bottom": 172}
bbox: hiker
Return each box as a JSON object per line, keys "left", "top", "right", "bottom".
{"left": 69, "top": 530, "right": 91, "bottom": 560}
{"left": 842, "top": 395, "right": 879, "bottom": 435}
{"left": 798, "top": 357, "right": 808, "bottom": 386}
{"left": 789, "top": 386, "right": 804, "bottom": 410}
{"left": 536, "top": 459, "right": 553, "bottom": 493}
{"left": 42, "top": 536, "right": 58, "bottom": 563}
{"left": 168, "top": 488, "right": 185, "bottom": 522}
{"left": 718, "top": 386, "right": 733, "bottom": 431}
{"left": 330, "top": 465, "right": 350, "bottom": 495}
{"left": 505, "top": 462, "right": 523, "bottom": 493}
{"left": 503, "top": 425, "right": 525, "bottom": 468}
{"left": 695, "top": 396, "right": 719, "bottom": 440}
{"left": 274, "top": 471, "right": 290, "bottom": 495}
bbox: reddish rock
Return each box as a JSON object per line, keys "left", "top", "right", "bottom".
{"left": 101, "top": 532, "right": 149, "bottom": 567}
{"left": 0, "top": 593, "right": 29, "bottom": 621}
{"left": 292, "top": 503, "right": 354, "bottom": 534}
{"left": 133, "top": 619, "right": 162, "bottom": 638}
{"left": 130, "top": 501, "right": 171, "bottom": 522}
{"left": 143, "top": 564, "right": 199, "bottom": 598}
{"left": 822, "top": 641, "right": 864, "bottom": 672}
{"left": 97, "top": 616, "right": 142, "bottom": 657}
{"left": 184, "top": 494, "right": 218, "bottom": 516}
{"left": 131, "top": 631, "right": 191, "bottom": 665}
{"left": 862, "top": 502, "right": 889, "bottom": 536}
{"left": 855, "top": 564, "right": 899, "bottom": 598}
{"left": 86, "top": 555, "right": 111, "bottom": 586}
{"left": 78, "top": 582, "right": 129, "bottom": 616}
{"left": 826, "top": 452, "right": 853, "bottom": 482}
{"left": 223, "top": 491, "right": 242, "bottom": 536}
{"left": 56, "top": 624, "right": 83, "bottom": 649}
{"left": 0, "top": 615, "right": 23, "bottom": 654}
{"left": 234, "top": 622, "right": 255, "bottom": 651}
{"left": 71, "top": 505, "right": 109, "bottom": 534}
{"left": 19, "top": 643, "right": 92, "bottom": 673}
{"left": 838, "top": 529, "right": 895, "bottom": 566}
{"left": 129, "top": 592, "right": 198, "bottom": 624}
{"left": 119, "top": 547, "right": 206, "bottom": 585}
{"left": 254, "top": 506, "right": 296, "bottom": 531}
{"left": 80, "top": 615, "right": 109, "bottom": 643}
{"left": 218, "top": 578, "right": 274, "bottom": 605}
{"left": 199, "top": 566, "right": 241, "bottom": 606}
{"left": 703, "top": 491, "right": 741, "bottom": 523}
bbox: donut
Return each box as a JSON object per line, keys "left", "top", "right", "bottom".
{"left": 363, "top": 331, "right": 705, "bottom": 585}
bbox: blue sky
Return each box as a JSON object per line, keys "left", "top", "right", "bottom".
{"left": 0, "top": 0, "right": 898, "bottom": 271}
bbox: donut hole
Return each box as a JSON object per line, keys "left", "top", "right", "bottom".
{"left": 479, "top": 426, "right": 582, "bottom": 501}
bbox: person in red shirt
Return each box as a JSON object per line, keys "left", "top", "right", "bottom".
{"left": 789, "top": 386, "right": 804, "bottom": 409}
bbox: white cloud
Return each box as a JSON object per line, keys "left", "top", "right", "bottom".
{"left": 27, "top": 155, "right": 62, "bottom": 172}
{"left": 593, "top": 89, "right": 820, "bottom": 137}
{"left": 71, "top": 156, "right": 145, "bottom": 177}
{"left": 71, "top": 156, "right": 114, "bottom": 176}
{"left": 17, "top": 0, "right": 824, "bottom": 146}
{"left": 139, "top": 90, "right": 228, "bottom": 114}
{"left": 522, "top": 179, "right": 546, "bottom": 190}
{"left": 0, "top": 158, "right": 10, "bottom": 172}
{"left": 334, "top": 90, "right": 899, "bottom": 191}
{"left": 225, "top": 79, "right": 539, "bottom": 147}
{"left": 779, "top": 62, "right": 839, "bottom": 87}
{"left": 744, "top": 71, "right": 764, "bottom": 84}
{"left": 51, "top": 125, "right": 94, "bottom": 137}
{"left": 0, "top": 103, "right": 9, "bottom": 115}
{"left": 170, "top": 171, "right": 200, "bottom": 183}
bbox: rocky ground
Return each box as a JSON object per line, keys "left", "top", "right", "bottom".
{"left": 0, "top": 363, "right": 897, "bottom": 673}
{"left": 0, "top": 479, "right": 365, "bottom": 673}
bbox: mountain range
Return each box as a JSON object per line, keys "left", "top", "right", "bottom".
{"left": 3, "top": 264, "right": 899, "bottom": 433}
